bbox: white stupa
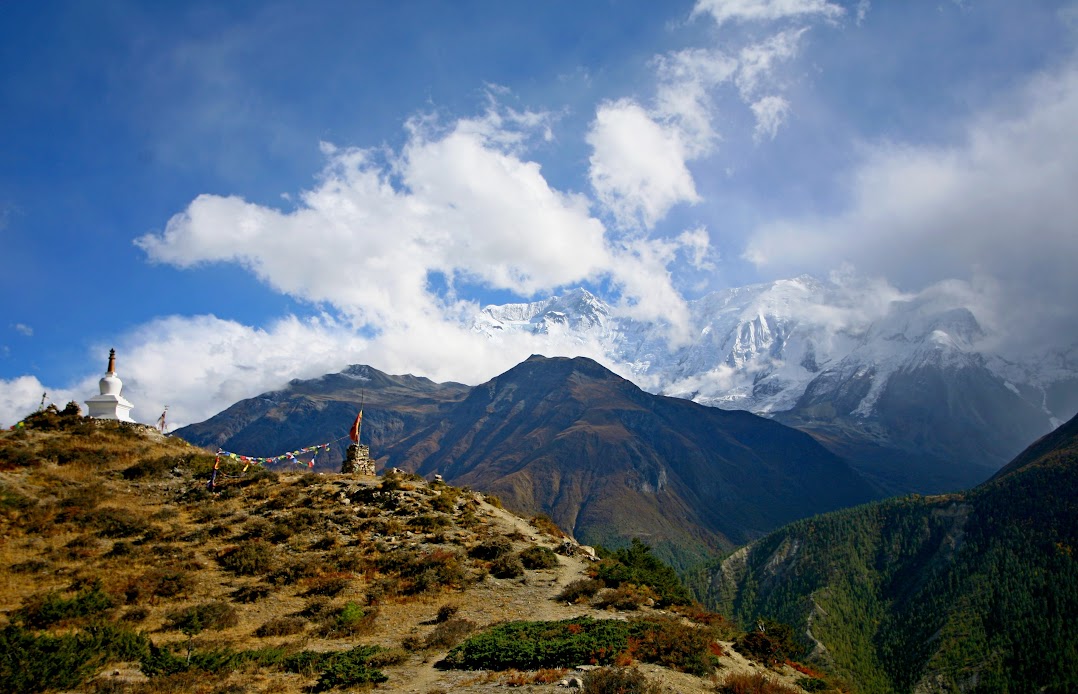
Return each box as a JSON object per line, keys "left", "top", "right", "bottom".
{"left": 85, "top": 348, "right": 135, "bottom": 422}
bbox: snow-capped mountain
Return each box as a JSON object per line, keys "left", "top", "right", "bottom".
{"left": 472, "top": 275, "right": 1078, "bottom": 493}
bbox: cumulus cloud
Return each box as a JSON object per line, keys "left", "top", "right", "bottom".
{"left": 587, "top": 99, "right": 702, "bottom": 230}
{"left": 588, "top": 48, "right": 739, "bottom": 230}
{"left": 692, "top": 0, "right": 845, "bottom": 26}
{"left": 139, "top": 102, "right": 621, "bottom": 333}
{"left": 743, "top": 61, "right": 1078, "bottom": 351}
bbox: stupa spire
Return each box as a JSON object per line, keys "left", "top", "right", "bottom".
{"left": 107, "top": 348, "right": 116, "bottom": 374}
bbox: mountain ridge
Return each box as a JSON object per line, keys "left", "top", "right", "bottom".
{"left": 473, "top": 275, "right": 1078, "bottom": 493}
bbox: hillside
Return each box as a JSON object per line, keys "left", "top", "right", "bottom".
{"left": 694, "top": 412, "right": 1078, "bottom": 693}
{"left": 177, "top": 356, "right": 878, "bottom": 571}
{"left": 385, "top": 355, "right": 878, "bottom": 569}
{"left": 0, "top": 407, "right": 834, "bottom": 693}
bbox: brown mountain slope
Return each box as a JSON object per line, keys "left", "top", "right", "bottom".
{"left": 385, "top": 355, "right": 880, "bottom": 568}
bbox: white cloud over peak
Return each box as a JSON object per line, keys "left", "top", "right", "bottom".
{"left": 692, "top": 0, "right": 845, "bottom": 27}
{"left": 135, "top": 100, "right": 711, "bottom": 417}
{"left": 744, "top": 60, "right": 1078, "bottom": 350}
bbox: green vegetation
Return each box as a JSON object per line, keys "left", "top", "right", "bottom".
{"left": 593, "top": 538, "right": 694, "bottom": 607}
{"left": 696, "top": 418, "right": 1078, "bottom": 693}
{"left": 444, "top": 615, "right": 722, "bottom": 675}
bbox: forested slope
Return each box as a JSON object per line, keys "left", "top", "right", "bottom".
{"left": 695, "top": 414, "right": 1078, "bottom": 692}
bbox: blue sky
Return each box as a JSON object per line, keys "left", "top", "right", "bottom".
{"left": 2, "top": 0, "right": 1077, "bottom": 428}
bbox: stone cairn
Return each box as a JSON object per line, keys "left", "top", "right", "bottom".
{"left": 341, "top": 443, "right": 375, "bottom": 475}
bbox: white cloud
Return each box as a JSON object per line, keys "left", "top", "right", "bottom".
{"left": 751, "top": 95, "right": 791, "bottom": 140}
{"left": 692, "top": 0, "right": 845, "bottom": 26}
{"left": 744, "top": 61, "right": 1078, "bottom": 350}
{"left": 0, "top": 376, "right": 75, "bottom": 427}
{"left": 139, "top": 103, "right": 616, "bottom": 332}
{"left": 735, "top": 28, "right": 807, "bottom": 99}
{"left": 12, "top": 323, "right": 33, "bottom": 337}
{"left": 586, "top": 99, "right": 701, "bottom": 230}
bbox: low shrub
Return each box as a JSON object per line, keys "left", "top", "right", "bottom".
{"left": 313, "top": 645, "right": 389, "bottom": 691}
{"left": 557, "top": 578, "right": 605, "bottom": 604}
{"left": 0, "top": 623, "right": 149, "bottom": 693}
{"left": 124, "top": 568, "right": 193, "bottom": 602}
{"left": 520, "top": 545, "right": 559, "bottom": 570}
{"left": 122, "top": 454, "right": 177, "bottom": 480}
{"left": 626, "top": 617, "right": 718, "bottom": 676}
{"left": 164, "top": 601, "right": 238, "bottom": 634}
{"left": 320, "top": 601, "right": 377, "bottom": 638}
{"left": 594, "top": 584, "right": 656, "bottom": 611}
{"left": 735, "top": 621, "right": 802, "bottom": 666}
{"left": 796, "top": 677, "right": 830, "bottom": 692}
{"left": 410, "top": 513, "right": 451, "bottom": 532}
{"left": 303, "top": 572, "right": 353, "bottom": 597}
{"left": 424, "top": 618, "right": 476, "bottom": 650}
{"left": 86, "top": 507, "right": 149, "bottom": 538}
{"left": 582, "top": 666, "right": 662, "bottom": 694}
{"left": 255, "top": 616, "right": 306, "bottom": 637}
{"left": 719, "top": 672, "right": 801, "bottom": 694}
{"left": 436, "top": 603, "right": 460, "bottom": 623}
{"left": 491, "top": 553, "right": 525, "bottom": 579}
{"left": 217, "top": 541, "right": 276, "bottom": 576}
{"left": 469, "top": 535, "right": 513, "bottom": 560}
{"left": 444, "top": 617, "right": 629, "bottom": 670}
{"left": 15, "top": 582, "right": 114, "bottom": 628}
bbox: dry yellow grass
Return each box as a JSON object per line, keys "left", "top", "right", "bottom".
{"left": 0, "top": 414, "right": 827, "bottom": 693}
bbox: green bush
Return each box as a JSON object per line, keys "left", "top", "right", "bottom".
{"left": 520, "top": 545, "right": 559, "bottom": 570}
{"left": 321, "top": 601, "right": 377, "bottom": 638}
{"left": 15, "top": 582, "right": 114, "bottom": 628}
{"left": 593, "top": 539, "right": 692, "bottom": 607}
{"left": 314, "top": 645, "right": 389, "bottom": 691}
{"left": 164, "top": 601, "right": 238, "bottom": 634}
{"left": 0, "top": 623, "right": 149, "bottom": 692}
{"left": 444, "top": 617, "right": 629, "bottom": 670}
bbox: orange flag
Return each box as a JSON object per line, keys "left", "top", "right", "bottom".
{"left": 349, "top": 410, "right": 363, "bottom": 443}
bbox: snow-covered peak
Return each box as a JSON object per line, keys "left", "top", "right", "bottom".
{"left": 469, "top": 275, "right": 1075, "bottom": 424}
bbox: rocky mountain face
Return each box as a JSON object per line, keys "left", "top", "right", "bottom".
{"left": 177, "top": 356, "right": 877, "bottom": 569}
{"left": 692, "top": 412, "right": 1078, "bottom": 693}
{"left": 473, "top": 276, "right": 1078, "bottom": 493}
{"left": 383, "top": 355, "right": 878, "bottom": 568}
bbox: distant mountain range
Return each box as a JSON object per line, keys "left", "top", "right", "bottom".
{"left": 177, "top": 355, "right": 878, "bottom": 568}
{"left": 472, "top": 276, "right": 1078, "bottom": 493}
{"left": 692, "top": 411, "right": 1078, "bottom": 693}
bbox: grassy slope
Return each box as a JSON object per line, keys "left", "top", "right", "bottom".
{"left": 0, "top": 410, "right": 826, "bottom": 693}
{"left": 696, "top": 416, "right": 1078, "bottom": 693}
